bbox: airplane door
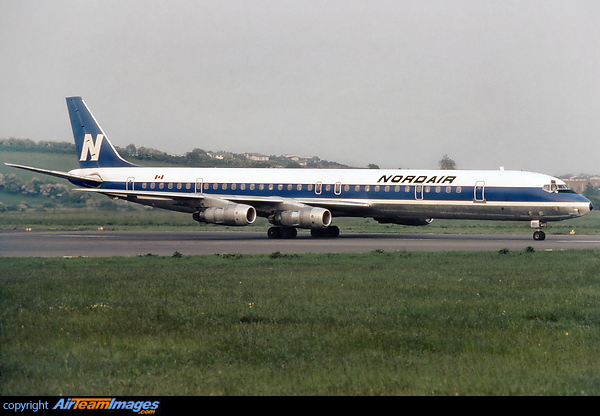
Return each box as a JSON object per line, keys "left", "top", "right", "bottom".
{"left": 474, "top": 181, "right": 485, "bottom": 202}
{"left": 196, "top": 178, "right": 203, "bottom": 193}
{"left": 126, "top": 177, "right": 135, "bottom": 191}
{"left": 415, "top": 185, "right": 424, "bottom": 200}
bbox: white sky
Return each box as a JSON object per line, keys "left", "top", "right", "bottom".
{"left": 1, "top": 0, "right": 599, "bottom": 175}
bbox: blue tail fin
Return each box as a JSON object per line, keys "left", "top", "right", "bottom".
{"left": 66, "top": 96, "right": 138, "bottom": 168}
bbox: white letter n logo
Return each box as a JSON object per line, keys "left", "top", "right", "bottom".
{"left": 80, "top": 134, "right": 104, "bottom": 161}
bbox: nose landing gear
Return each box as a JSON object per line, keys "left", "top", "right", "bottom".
{"left": 531, "top": 220, "right": 547, "bottom": 241}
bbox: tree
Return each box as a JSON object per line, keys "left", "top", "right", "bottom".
{"left": 438, "top": 155, "right": 456, "bottom": 170}
{"left": 368, "top": 163, "right": 380, "bottom": 169}
{"left": 125, "top": 144, "right": 138, "bottom": 157}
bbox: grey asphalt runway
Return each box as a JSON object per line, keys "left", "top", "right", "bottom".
{"left": 1, "top": 229, "right": 599, "bottom": 257}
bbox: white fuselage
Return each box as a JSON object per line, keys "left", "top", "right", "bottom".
{"left": 69, "top": 167, "right": 592, "bottom": 222}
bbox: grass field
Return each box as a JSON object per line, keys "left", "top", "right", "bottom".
{"left": 2, "top": 207, "right": 599, "bottom": 237}
{"left": 2, "top": 250, "right": 599, "bottom": 395}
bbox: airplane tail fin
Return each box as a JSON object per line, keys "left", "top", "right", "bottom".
{"left": 66, "top": 96, "right": 138, "bottom": 168}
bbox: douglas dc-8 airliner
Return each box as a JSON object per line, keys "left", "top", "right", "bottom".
{"left": 6, "top": 97, "right": 593, "bottom": 240}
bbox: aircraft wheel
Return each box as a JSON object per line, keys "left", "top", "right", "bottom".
{"left": 310, "top": 228, "right": 325, "bottom": 238}
{"left": 268, "top": 226, "right": 297, "bottom": 239}
{"left": 311, "top": 226, "right": 340, "bottom": 238}
{"left": 533, "top": 230, "right": 546, "bottom": 241}
{"left": 280, "top": 226, "right": 297, "bottom": 239}
{"left": 325, "top": 225, "right": 340, "bottom": 238}
{"left": 267, "top": 227, "right": 281, "bottom": 239}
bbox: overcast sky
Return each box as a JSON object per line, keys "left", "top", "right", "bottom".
{"left": 1, "top": 1, "right": 599, "bottom": 175}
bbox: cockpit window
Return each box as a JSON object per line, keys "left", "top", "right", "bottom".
{"left": 543, "top": 180, "right": 574, "bottom": 193}
{"left": 543, "top": 180, "right": 558, "bottom": 192}
{"left": 557, "top": 186, "right": 576, "bottom": 194}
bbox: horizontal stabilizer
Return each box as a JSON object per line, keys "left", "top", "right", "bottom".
{"left": 4, "top": 163, "right": 103, "bottom": 184}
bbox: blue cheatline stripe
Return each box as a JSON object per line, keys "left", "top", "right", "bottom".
{"left": 94, "top": 181, "right": 587, "bottom": 204}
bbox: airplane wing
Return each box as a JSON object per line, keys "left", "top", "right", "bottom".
{"left": 76, "top": 188, "right": 370, "bottom": 214}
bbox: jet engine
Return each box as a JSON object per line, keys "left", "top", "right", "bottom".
{"left": 375, "top": 217, "right": 433, "bottom": 226}
{"left": 194, "top": 204, "right": 256, "bottom": 226}
{"left": 269, "top": 207, "right": 332, "bottom": 229}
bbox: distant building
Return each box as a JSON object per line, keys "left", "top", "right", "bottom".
{"left": 206, "top": 151, "right": 232, "bottom": 160}
{"left": 563, "top": 176, "right": 600, "bottom": 193}
{"left": 243, "top": 153, "right": 270, "bottom": 162}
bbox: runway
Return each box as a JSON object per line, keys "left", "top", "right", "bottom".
{"left": 1, "top": 229, "right": 599, "bottom": 257}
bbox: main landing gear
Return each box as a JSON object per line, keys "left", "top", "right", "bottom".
{"left": 267, "top": 226, "right": 297, "bottom": 239}
{"left": 267, "top": 225, "right": 340, "bottom": 239}
{"left": 531, "top": 220, "right": 547, "bottom": 241}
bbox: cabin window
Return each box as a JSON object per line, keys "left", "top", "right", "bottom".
{"left": 150, "top": 183, "right": 156, "bottom": 189}
{"left": 186, "top": 183, "right": 191, "bottom": 190}
{"left": 456, "top": 186, "right": 462, "bottom": 193}
{"left": 142, "top": 183, "right": 147, "bottom": 189}
{"left": 168, "top": 183, "right": 173, "bottom": 189}
{"left": 446, "top": 186, "right": 452, "bottom": 193}
{"left": 297, "top": 184, "right": 302, "bottom": 191}
{"left": 365, "top": 185, "right": 370, "bottom": 192}
{"left": 355, "top": 185, "right": 361, "bottom": 192}
{"left": 241, "top": 184, "right": 246, "bottom": 190}
{"left": 394, "top": 185, "right": 400, "bottom": 192}
{"left": 404, "top": 186, "right": 410, "bottom": 193}
{"left": 231, "top": 183, "right": 236, "bottom": 190}
{"left": 425, "top": 186, "right": 431, "bottom": 193}
{"left": 374, "top": 185, "right": 380, "bottom": 192}
{"left": 308, "top": 184, "right": 313, "bottom": 192}
{"left": 344, "top": 184, "right": 350, "bottom": 192}
{"left": 325, "top": 184, "right": 331, "bottom": 192}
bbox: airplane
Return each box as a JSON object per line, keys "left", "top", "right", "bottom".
{"left": 5, "top": 97, "right": 594, "bottom": 241}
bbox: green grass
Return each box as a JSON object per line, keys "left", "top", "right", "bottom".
{"left": 2, "top": 208, "right": 599, "bottom": 237}
{"left": 2, "top": 250, "right": 600, "bottom": 395}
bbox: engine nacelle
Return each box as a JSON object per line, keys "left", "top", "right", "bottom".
{"left": 270, "top": 207, "right": 332, "bottom": 229}
{"left": 195, "top": 204, "right": 257, "bottom": 226}
{"left": 375, "top": 217, "right": 433, "bottom": 226}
